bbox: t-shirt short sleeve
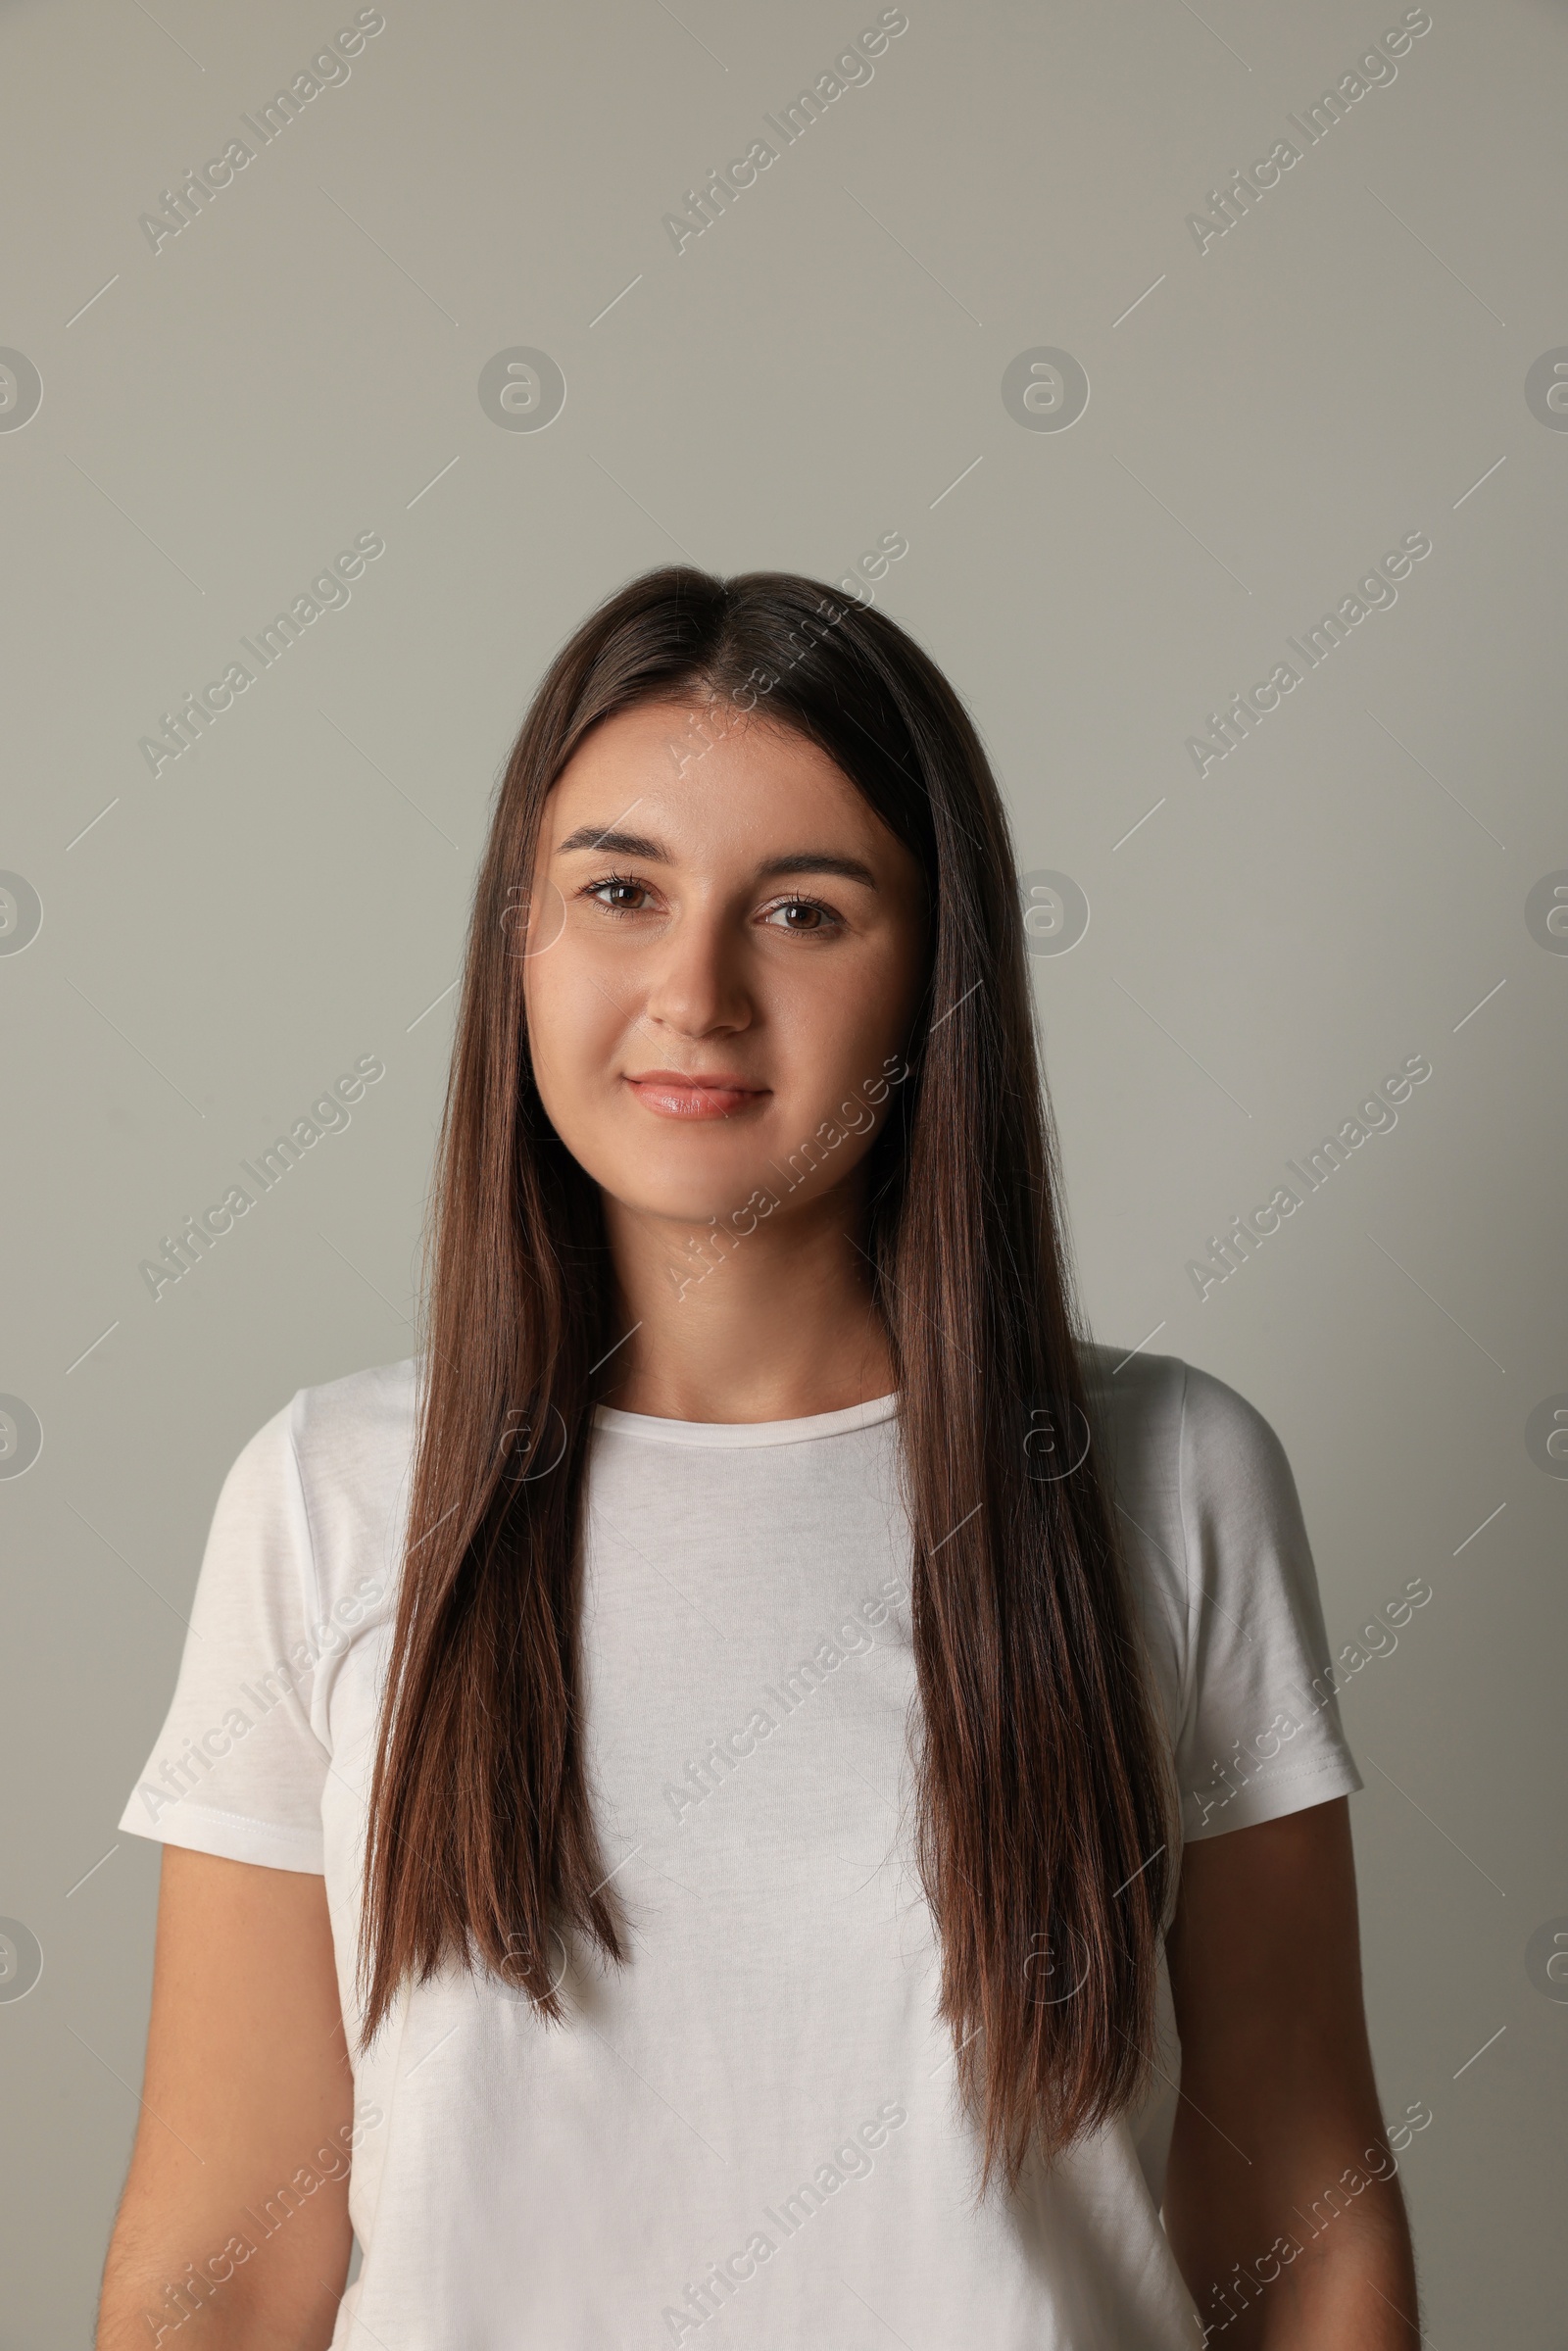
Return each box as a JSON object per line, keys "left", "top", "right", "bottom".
{"left": 1173, "top": 1363, "right": 1362, "bottom": 1840}
{"left": 117, "top": 1396, "right": 331, "bottom": 1872}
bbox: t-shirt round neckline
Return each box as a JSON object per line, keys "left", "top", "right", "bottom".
{"left": 591, "top": 1391, "right": 900, "bottom": 1447}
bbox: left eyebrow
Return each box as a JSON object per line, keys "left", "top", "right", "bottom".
{"left": 556, "top": 826, "right": 669, "bottom": 859}
{"left": 755, "top": 853, "right": 879, "bottom": 890}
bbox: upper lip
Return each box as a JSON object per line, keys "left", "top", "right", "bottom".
{"left": 624, "top": 1068, "right": 766, "bottom": 1090}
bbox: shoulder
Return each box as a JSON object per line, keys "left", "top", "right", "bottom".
{"left": 1078, "top": 1339, "right": 1185, "bottom": 1478}
{"left": 286, "top": 1354, "right": 421, "bottom": 1485}
{"left": 1076, "top": 1343, "right": 1311, "bottom": 1685}
{"left": 1078, "top": 1345, "right": 1358, "bottom": 1832}
{"left": 1079, "top": 1342, "right": 1294, "bottom": 1513}
{"left": 216, "top": 1357, "right": 419, "bottom": 1610}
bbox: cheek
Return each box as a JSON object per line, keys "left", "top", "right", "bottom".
{"left": 522, "top": 940, "right": 626, "bottom": 1122}
{"left": 760, "top": 958, "right": 892, "bottom": 1098}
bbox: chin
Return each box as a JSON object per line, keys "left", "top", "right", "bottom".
{"left": 579, "top": 1128, "right": 767, "bottom": 1222}
{"left": 623, "top": 1170, "right": 772, "bottom": 1226}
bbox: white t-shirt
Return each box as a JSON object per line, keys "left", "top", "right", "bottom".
{"left": 120, "top": 1346, "right": 1360, "bottom": 2350}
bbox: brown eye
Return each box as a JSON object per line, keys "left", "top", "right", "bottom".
{"left": 585, "top": 875, "right": 650, "bottom": 914}
{"left": 761, "top": 897, "right": 838, "bottom": 934}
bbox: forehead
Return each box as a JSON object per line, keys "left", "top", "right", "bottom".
{"left": 544, "top": 701, "right": 880, "bottom": 857}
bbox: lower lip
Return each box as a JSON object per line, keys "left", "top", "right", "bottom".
{"left": 624, "top": 1079, "right": 768, "bottom": 1121}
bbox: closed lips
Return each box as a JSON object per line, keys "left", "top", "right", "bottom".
{"left": 623, "top": 1071, "right": 768, "bottom": 1119}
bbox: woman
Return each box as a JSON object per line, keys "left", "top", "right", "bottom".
{"left": 99, "top": 568, "right": 1417, "bottom": 2347}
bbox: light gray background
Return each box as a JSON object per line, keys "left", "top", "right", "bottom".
{"left": 2, "top": 0, "right": 1564, "bottom": 2339}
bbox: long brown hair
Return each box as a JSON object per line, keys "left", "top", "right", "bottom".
{"left": 359, "top": 566, "right": 1175, "bottom": 2189}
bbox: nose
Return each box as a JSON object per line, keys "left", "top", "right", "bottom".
{"left": 639, "top": 901, "right": 753, "bottom": 1043}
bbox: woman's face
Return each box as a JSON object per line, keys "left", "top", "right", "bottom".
{"left": 519, "top": 697, "right": 929, "bottom": 1229}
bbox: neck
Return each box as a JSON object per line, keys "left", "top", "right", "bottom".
{"left": 597, "top": 1179, "right": 895, "bottom": 1423}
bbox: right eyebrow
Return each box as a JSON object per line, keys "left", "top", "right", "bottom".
{"left": 555, "top": 826, "right": 670, "bottom": 860}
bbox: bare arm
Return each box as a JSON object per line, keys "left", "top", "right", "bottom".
{"left": 96, "top": 1846, "right": 355, "bottom": 2350}
{"left": 1164, "top": 1797, "right": 1419, "bottom": 2347}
